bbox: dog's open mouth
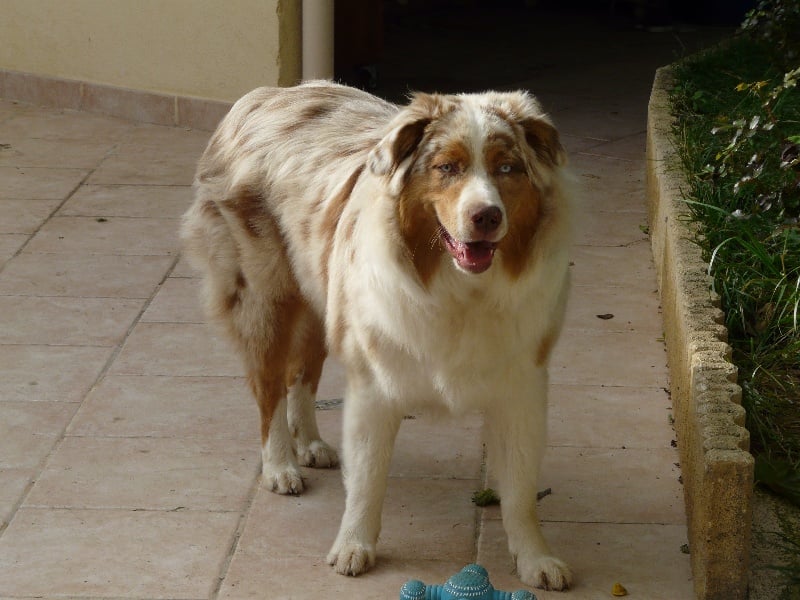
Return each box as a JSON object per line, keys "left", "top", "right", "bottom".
{"left": 440, "top": 226, "right": 497, "bottom": 274}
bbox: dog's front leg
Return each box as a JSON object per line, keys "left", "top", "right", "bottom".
{"left": 485, "top": 369, "right": 572, "bottom": 591}
{"left": 327, "top": 388, "right": 402, "bottom": 576}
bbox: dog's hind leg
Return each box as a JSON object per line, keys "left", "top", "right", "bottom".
{"left": 205, "top": 267, "right": 307, "bottom": 494}
{"left": 241, "top": 293, "right": 307, "bottom": 495}
{"left": 285, "top": 310, "right": 339, "bottom": 469}
{"left": 186, "top": 187, "right": 311, "bottom": 494}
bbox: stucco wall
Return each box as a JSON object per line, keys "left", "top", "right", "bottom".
{"left": 0, "top": 0, "right": 297, "bottom": 103}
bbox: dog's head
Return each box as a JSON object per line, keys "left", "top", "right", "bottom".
{"left": 368, "top": 90, "right": 566, "bottom": 284}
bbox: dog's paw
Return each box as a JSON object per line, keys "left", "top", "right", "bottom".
{"left": 262, "top": 464, "right": 305, "bottom": 495}
{"left": 326, "top": 541, "right": 375, "bottom": 576}
{"left": 517, "top": 554, "right": 572, "bottom": 591}
{"left": 297, "top": 439, "right": 339, "bottom": 469}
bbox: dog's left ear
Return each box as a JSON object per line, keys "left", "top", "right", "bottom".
{"left": 490, "top": 92, "right": 566, "bottom": 169}
{"left": 519, "top": 115, "right": 566, "bottom": 169}
{"left": 369, "top": 93, "right": 455, "bottom": 193}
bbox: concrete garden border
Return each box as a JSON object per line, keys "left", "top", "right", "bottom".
{"left": 646, "top": 66, "right": 755, "bottom": 600}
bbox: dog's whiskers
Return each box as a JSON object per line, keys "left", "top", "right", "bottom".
{"left": 429, "top": 226, "right": 444, "bottom": 250}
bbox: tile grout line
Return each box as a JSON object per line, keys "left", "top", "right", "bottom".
{"left": 0, "top": 132, "right": 129, "bottom": 276}
{"left": 68, "top": 181, "right": 194, "bottom": 188}
{"left": 15, "top": 504, "right": 242, "bottom": 514}
{"left": 62, "top": 251, "right": 184, "bottom": 406}
{"left": 209, "top": 461, "right": 265, "bottom": 600}
{"left": 0, "top": 135, "right": 133, "bottom": 538}
{"left": 0, "top": 215, "right": 182, "bottom": 539}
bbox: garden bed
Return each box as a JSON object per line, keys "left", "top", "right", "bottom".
{"left": 648, "top": 17, "right": 800, "bottom": 596}
{"left": 647, "top": 67, "right": 754, "bottom": 600}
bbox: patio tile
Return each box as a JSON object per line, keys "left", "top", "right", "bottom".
{"left": 0, "top": 166, "right": 88, "bottom": 200}
{"left": 0, "top": 344, "right": 111, "bottom": 402}
{"left": 60, "top": 184, "right": 193, "bottom": 219}
{"left": 141, "top": 276, "right": 205, "bottom": 323}
{"left": 0, "top": 234, "right": 26, "bottom": 265}
{"left": 389, "top": 412, "right": 484, "bottom": 479}
{"left": 581, "top": 131, "right": 647, "bottom": 161}
{"left": 124, "top": 122, "right": 212, "bottom": 151}
{"left": 0, "top": 199, "right": 60, "bottom": 234}
{"left": 110, "top": 322, "right": 243, "bottom": 376}
{"left": 237, "top": 470, "right": 477, "bottom": 562}
{"left": 561, "top": 134, "right": 609, "bottom": 155}
{"left": 0, "top": 296, "right": 144, "bottom": 346}
{"left": 550, "top": 329, "right": 668, "bottom": 387}
{"left": 569, "top": 243, "right": 659, "bottom": 290}
{"left": 88, "top": 155, "right": 197, "bottom": 186}
{"left": 480, "top": 446, "right": 685, "bottom": 526}
{"left": 25, "top": 436, "right": 259, "bottom": 511}
{"left": 0, "top": 401, "right": 77, "bottom": 469}
{"left": 0, "top": 109, "right": 134, "bottom": 141}
{"left": 67, "top": 374, "right": 259, "bottom": 439}
{"left": 534, "top": 447, "right": 685, "bottom": 524}
{"left": 550, "top": 106, "right": 647, "bottom": 142}
{"left": 234, "top": 469, "right": 345, "bottom": 560}
{"left": 0, "top": 469, "right": 32, "bottom": 527}
{"left": 570, "top": 153, "right": 647, "bottom": 211}
{"left": 548, "top": 384, "right": 675, "bottom": 449}
{"left": 219, "top": 556, "right": 470, "bottom": 600}
{"left": 0, "top": 136, "right": 116, "bottom": 169}
{"left": 24, "top": 216, "right": 180, "bottom": 256}
{"left": 0, "top": 253, "right": 173, "bottom": 297}
{"left": 564, "top": 283, "right": 663, "bottom": 333}
{"left": 476, "top": 520, "right": 693, "bottom": 600}
{"left": 380, "top": 477, "right": 479, "bottom": 561}
{"left": 171, "top": 254, "right": 198, "bottom": 277}
{"left": 575, "top": 209, "right": 649, "bottom": 247}
{"left": 0, "top": 344, "right": 111, "bottom": 403}
{"left": 86, "top": 125, "right": 209, "bottom": 186}
{"left": 0, "top": 507, "right": 239, "bottom": 599}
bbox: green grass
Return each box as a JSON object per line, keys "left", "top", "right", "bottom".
{"left": 670, "top": 34, "right": 800, "bottom": 476}
{"left": 670, "top": 24, "right": 800, "bottom": 596}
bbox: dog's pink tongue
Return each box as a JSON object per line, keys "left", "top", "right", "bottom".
{"left": 452, "top": 240, "right": 496, "bottom": 274}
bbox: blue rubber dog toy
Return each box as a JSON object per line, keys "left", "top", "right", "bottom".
{"left": 399, "top": 564, "right": 536, "bottom": 600}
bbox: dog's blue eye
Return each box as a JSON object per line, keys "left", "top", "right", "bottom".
{"left": 437, "top": 163, "right": 454, "bottom": 174}
{"left": 499, "top": 164, "right": 513, "bottom": 174}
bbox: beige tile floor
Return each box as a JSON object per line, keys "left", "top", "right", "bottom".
{"left": 0, "top": 9, "right": 731, "bottom": 600}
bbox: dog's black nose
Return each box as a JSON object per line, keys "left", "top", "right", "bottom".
{"left": 470, "top": 206, "right": 502, "bottom": 235}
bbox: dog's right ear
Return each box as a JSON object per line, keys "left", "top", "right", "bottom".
{"left": 368, "top": 93, "right": 455, "bottom": 192}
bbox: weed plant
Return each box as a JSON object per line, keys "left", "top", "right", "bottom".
{"left": 669, "top": 0, "right": 800, "bottom": 505}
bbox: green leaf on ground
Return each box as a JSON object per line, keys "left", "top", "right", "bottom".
{"left": 471, "top": 488, "right": 501, "bottom": 506}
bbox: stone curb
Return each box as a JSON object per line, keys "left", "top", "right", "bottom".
{"left": 646, "top": 66, "right": 755, "bottom": 600}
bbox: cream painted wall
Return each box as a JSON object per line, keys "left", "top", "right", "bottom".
{"left": 0, "top": 0, "right": 295, "bottom": 102}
